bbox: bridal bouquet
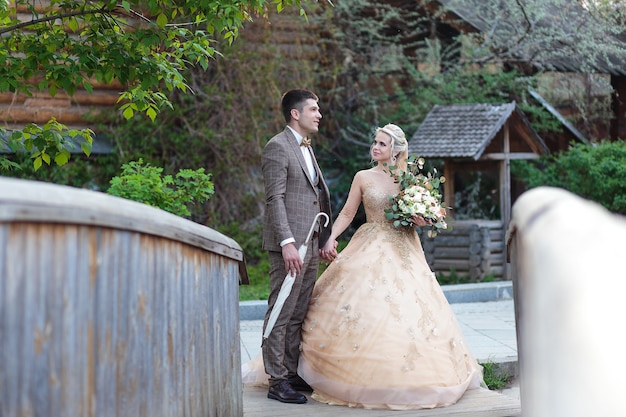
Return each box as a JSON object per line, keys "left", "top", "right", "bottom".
{"left": 384, "top": 155, "right": 448, "bottom": 237}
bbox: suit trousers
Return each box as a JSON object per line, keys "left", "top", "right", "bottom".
{"left": 262, "top": 236, "right": 319, "bottom": 386}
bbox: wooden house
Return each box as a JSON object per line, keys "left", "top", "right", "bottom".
{"left": 4, "top": 0, "right": 623, "bottom": 144}
{"left": 0, "top": 0, "right": 126, "bottom": 154}
{"left": 0, "top": 0, "right": 121, "bottom": 130}
{"left": 408, "top": 102, "right": 549, "bottom": 280}
{"left": 0, "top": 1, "right": 318, "bottom": 134}
{"left": 429, "top": 0, "right": 626, "bottom": 142}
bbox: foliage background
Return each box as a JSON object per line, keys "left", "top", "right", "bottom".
{"left": 3, "top": 0, "right": 626, "bottom": 299}
{"left": 512, "top": 140, "right": 626, "bottom": 215}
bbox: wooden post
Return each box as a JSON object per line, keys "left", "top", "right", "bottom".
{"left": 500, "top": 122, "right": 512, "bottom": 280}
{"left": 610, "top": 74, "right": 626, "bottom": 140}
{"left": 443, "top": 160, "right": 454, "bottom": 218}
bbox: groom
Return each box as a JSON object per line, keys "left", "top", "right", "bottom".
{"left": 261, "top": 89, "right": 333, "bottom": 404}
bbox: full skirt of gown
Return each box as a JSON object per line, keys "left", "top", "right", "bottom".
{"left": 242, "top": 185, "right": 484, "bottom": 410}
{"left": 296, "top": 220, "right": 484, "bottom": 410}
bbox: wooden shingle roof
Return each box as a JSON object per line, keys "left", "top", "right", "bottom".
{"left": 408, "top": 102, "right": 549, "bottom": 160}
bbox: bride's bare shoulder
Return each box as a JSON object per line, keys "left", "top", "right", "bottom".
{"left": 353, "top": 168, "right": 395, "bottom": 189}
{"left": 353, "top": 168, "right": 378, "bottom": 183}
{"left": 355, "top": 167, "right": 381, "bottom": 177}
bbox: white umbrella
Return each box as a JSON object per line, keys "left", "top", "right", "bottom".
{"left": 263, "top": 212, "right": 330, "bottom": 341}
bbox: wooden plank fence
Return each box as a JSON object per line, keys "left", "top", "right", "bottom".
{"left": 0, "top": 177, "right": 247, "bottom": 417}
{"left": 419, "top": 220, "right": 506, "bottom": 281}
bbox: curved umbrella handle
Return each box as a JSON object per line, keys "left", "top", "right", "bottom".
{"left": 304, "top": 212, "right": 330, "bottom": 246}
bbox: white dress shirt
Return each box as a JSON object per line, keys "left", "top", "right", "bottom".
{"left": 287, "top": 126, "right": 317, "bottom": 183}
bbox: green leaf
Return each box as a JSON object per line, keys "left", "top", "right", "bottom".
{"left": 54, "top": 150, "right": 69, "bottom": 166}
{"left": 83, "top": 80, "right": 93, "bottom": 94}
{"left": 33, "top": 156, "right": 42, "bottom": 171}
{"left": 146, "top": 106, "right": 158, "bottom": 122}
{"left": 68, "top": 18, "right": 78, "bottom": 32}
{"left": 156, "top": 13, "right": 168, "bottom": 27}
{"left": 122, "top": 106, "right": 134, "bottom": 120}
{"left": 80, "top": 141, "right": 92, "bottom": 156}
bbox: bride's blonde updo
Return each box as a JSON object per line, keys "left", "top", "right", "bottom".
{"left": 373, "top": 123, "right": 409, "bottom": 171}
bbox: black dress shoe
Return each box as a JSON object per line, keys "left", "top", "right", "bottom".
{"left": 267, "top": 380, "right": 307, "bottom": 404}
{"left": 288, "top": 375, "right": 313, "bottom": 392}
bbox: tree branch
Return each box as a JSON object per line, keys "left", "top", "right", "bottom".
{"left": 0, "top": 6, "right": 111, "bottom": 35}
{"left": 513, "top": 0, "right": 532, "bottom": 45}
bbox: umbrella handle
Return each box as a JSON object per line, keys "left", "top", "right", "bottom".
{"left": 304, "top": 212, "right": 330, "bottom": 245}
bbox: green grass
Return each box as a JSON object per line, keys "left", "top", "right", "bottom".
{"left": 479, "top": 359, "right": 512, "bottom": 391}
{"left": 239, "top": 258, "right": 271, "bottom": 300}
{"left": 239, "top": 263, "right": 488, "bottom": 301}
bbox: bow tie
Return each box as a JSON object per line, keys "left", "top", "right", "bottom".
{"left": 300, "top": 137, "right": 311, "bottom": 147}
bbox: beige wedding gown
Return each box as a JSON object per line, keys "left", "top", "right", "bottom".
{"left": 243, "top": 183, "right": 484, "bottom": 410}
{"left": 297, "top": 185, "right": 483, "bottom": 410}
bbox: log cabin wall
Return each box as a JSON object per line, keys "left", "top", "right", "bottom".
{"left": 1, "top": 0, "right": 126, "bottom": 130}
{"left": 0, "top": 87, "right": 122, "bottom": 129}
{"left": 0, "top": 2, "right": 322, "bottom": 132}
{"left": 419, "top": 220, "right": 505, "bottom": 282}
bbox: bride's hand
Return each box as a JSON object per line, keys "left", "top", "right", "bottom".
{"left": 411, "top": 215, "right": 431, "bottom": 227}
{"left": 320, "top": 239, "right": 338, "bottom": 261}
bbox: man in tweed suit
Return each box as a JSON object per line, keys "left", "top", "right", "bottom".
{"left": 261, "top": 89, "right": 333, "bottom": 404}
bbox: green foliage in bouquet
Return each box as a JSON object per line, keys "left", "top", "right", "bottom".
{"left": 107, "top": 159, "right": 214, "bottom": 218}
{"left": 384, "top": 154, "right": 448, "bottom": 236}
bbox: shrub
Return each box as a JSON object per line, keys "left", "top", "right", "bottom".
{"left": 107, "top": 159, "right": 214, "bottom": 218}
{"left": 512, "top": 140, "right": 626, "bottom": 215}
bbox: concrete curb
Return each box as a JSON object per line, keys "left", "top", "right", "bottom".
{"left": 487, "top": 356, "right": 519, "bottom": 379}
{"left": 239, "top": 280, "right": 514, "bottom": 321}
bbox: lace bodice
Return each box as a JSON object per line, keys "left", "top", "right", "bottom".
{"left": 362, "top": 181, "right": 398, "bottom": 224}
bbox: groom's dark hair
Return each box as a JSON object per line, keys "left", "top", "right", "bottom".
{"left": 282, "top": 89, "right": 319, "bottom": 123}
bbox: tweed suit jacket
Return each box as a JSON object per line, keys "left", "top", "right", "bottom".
{"left": 262, "top": 127, "right": 332, "bottom": 252}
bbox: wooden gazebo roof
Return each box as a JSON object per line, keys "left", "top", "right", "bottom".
{"left": 407, "top": 102, "right": 548, "bottom": 232}
{"left": 408, "top": 102, "right": 549, "bottom": 159}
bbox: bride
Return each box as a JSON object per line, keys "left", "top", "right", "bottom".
{"left": 244, "top": 123, "right": 484, "bottom": 410}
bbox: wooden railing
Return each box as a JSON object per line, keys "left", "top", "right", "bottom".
{"left": 507, "top": 186, "right": 626, "bottom": 417}
{"left": 0, "top": 177, "right": 247, "bottom": 417}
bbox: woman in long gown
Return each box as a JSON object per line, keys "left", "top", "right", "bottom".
{"left": 296, "top": 123, "right": 484, "bottom": 410}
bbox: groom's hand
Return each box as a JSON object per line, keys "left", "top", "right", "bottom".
{"left": 282, "top": 243, "right": 302, "bottom": 276}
